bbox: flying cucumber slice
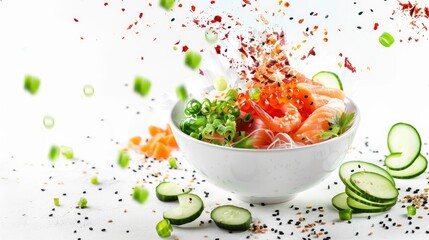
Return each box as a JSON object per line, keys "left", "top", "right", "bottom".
{"left": 163, "top": 193, "right": 204, "bottom": 225}
{"left": 210, "top": 205, "right": 252, "bottom": 231}
{"left": 312, "top": 71, "right": 343, "bottom": 90}
{"left": 156, "top": 182, "right": 191, "bottom": 202}
{"left": 387, "top": 154, "right": 428, "bottom": 179}
{"left": 385, "top": 123, "right": 421, "bottom": 170}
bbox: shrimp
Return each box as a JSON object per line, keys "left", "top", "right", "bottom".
{"left": 250, "top": 101, "right": 302, "bottom": 133}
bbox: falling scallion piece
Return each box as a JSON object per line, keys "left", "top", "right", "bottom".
{"left": 379, "top": 32, "right": 394, "bottom": 47}
{"left": 118, "top": 150, "right": 131, "bottom": 169}
{"left": 213, "top": 76, "right": 227, "bottom": 91}
{"left": 339, "top": 209, "right": 352, "bottom": 220}
{"left": 91, "top": 176, "right": 99, "bottom": 185}
{"left": 24, "top": 75, "right": 41, "bottom": 94}
{"left": 176, "top": 84, "right": 188, "bottom": 102}
{"left": 168, "top": 158, "right": 177, "bottom": 169}
{"left": 407, "top": 205, "right": 416, "bottom": 216}
{"left": 205, "top": 28, "right": 218, "bottom": 44}
{"left": 160, "top": 0, "right": 175, "bottom": 10}
{"left": 77, "top": 197, "right": 88, "bottom": 208}
{"left": 133, "top": 186, "right": 149, "bottom": 204}
{"left": 249, "top": 88, "right": 261, "bottom": 101}
{"left": 184, "top": 51, "right": 202, "bottom": 70}
{"left": 61, "top": 146, "right": 74, "bottom": 160}
{"left": 134, "top": 76, "right": 151, "bottom": 97}
{"left": 43, "top": 115, "right": 55, "bottom": 129}
{"left": 156, "top": 219, "right": 173, "bottom": 238}
{"left": 49, "top": 145, "right": 61, "bottom": 161}
{"left": 53, "top": 197, "right": 60, "bottom": 206}
{"left": 83, "top": 84, "right": 94, "bottom": 97}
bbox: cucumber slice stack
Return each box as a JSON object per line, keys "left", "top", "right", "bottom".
{"left": 332, "top": 160, "right": 398, "bottom": 215}
{"left": 385, "top": 123, "right": 428, "bottom": 178}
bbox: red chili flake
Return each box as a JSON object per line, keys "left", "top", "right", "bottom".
{"left": 141, "top": 56, "right": 144, "bottom": 60}
{"left": 243, "top": 0, "right": 251, "bottom": 4}
{"left": 344, "top": 57, "right": 356, "bottom": 73}
{"left": 284, "top": 2, "right": 290, "bottom": 7}
{"left": 211, "top": 0, "right": 216, "bottom": 4}
{"left": 127, "top": 24, "right": 133, "bottom": 30}
{"left": 373, "top": 22, "right": 379, "bottom": 30}
{"left": 73, "top": 18, "right": 79, "bottom": 22}
{"left": 104, "top": 2, "right": 108, "bottom": 6}
{"left": 307, "top": 47, "right": 316, "bottom": 57}
{"left": 178, "top": 3, "right": 183, "bottom": 7}
{"left": 182, "top": 24, "right": 186, "bottom": 27}
{"left": 399, "top": 1, "right": 413, "bottom": 10}
{"left": 199, "top": 69, "right": 205, "bottom": 76}
{"left": 298, "top": 19, "right": 304, "bottom": 24}
{"left": 339, "top": 53, "right": 343, "bottom": 57}
{"left": 323, "top": 37, "right": 328, "bottom": 42}
{"left": 211, "top": 15, "right": 222, "bottom": 23}
{"left": 121, "top": 8, "right": 125, "bottom": 12}
{"left": 182, "top": 46, "right": 189, "bottom": 52}
{"left": 174, "top": 40, "right": 180, "bottom": 45}
{"left": 300, "top": 55, "right": 307, "bottom": 60}
{"left": 424, "top": 7, "right": 429, "bottom": 18}
{"left": 193, "top": 19, "right": 200, "bottom": 25}
{"left": 215, "top": 45, "right": 221, "bottom": 54}
{"left": 191, "top": 5, "right": 196, "bottom": 12}
{"left": 139, "top": 12, "right": 143, "bottom": 19}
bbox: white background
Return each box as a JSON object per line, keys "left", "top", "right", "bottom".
{"left": 1, "top": 0, "right": 429, "bottom": 239}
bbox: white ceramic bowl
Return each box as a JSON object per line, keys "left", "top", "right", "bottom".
{"left": 170, "top": 98, "right": 360, "bottom": 204}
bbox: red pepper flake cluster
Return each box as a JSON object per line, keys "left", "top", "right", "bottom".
{"left": 344, "top": 57, "right": 357, "bottom": 73}
{"left": 395, "top": 1, "right": 429, "bottom": 42}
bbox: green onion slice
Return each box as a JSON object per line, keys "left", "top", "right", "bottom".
{"left": 160, "top": 0, "right": 175, "bottom": 10}
{"left": 77, "top": 197, "right": 88, "bottom": 208}
{"left": 168, "top": 158, "right": 177, "bottom": 169}
{"left": 205, "top": 28, "right": 218, "bottom": 44}
{"left": 184, "top": 51, "right": 202, "bottom": 70}
{"left": 134, "top": 76, "right": 151, "bottom": 97}
{"left": 118, "top": 150, "right": 131, "bottom": 169}
{"left": 156, "top": 219, "right": 173, "bottom": 238}
{"left": 379, "top": 32, "right": 394, "bottom": 47}
{"left": 43, "top": 115, "right": 55, "bottom": 129}
{"left": 249, "top": 88, "right": 261, "bottom": 101}
{"left": 213, "top": 76, "right": 227, "bottom": 91}
{"left": 407, "top": 205, "right": 416, "bottom": 216}
{"left": 53, "top": 197, "right": 60, "bottom": 206}
{"left": 91, "top": 176, "right": 99, "bottom": 185}
{"left": 24, "top": 75, "right": 41, "bottom": 94}
{"left": 339, "top": 209, "right": 352, "bottom": 220}
{"left": 83, "top": 84, "right": 94, "bottom": 97}
{"left": 176, "top": 84, "right": 188, "bottom": 102}
{"left": 133, "top": 186, "right": 149, "bottom": 204}
{"left": 49, "top": 145, "right": 61, "bottom": 161}
{"left": 60, "top": 146, "right": 74, "bottom": 160}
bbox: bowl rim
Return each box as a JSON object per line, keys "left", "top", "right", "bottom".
{"left": 170, "top": 97, "right": 360, "bottom": 153}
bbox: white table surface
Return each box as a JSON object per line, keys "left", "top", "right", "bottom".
{"left": 1, "top": 0, "right": 429, "bottom": 239}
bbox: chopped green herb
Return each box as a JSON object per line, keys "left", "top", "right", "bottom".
{"left": 77, "top": 197, "right": 88, "bottom": 208}
{"left": 160, "top": 0, "right": 175, "bottom": 10}
{"left": 168, "top": 158, "right": 177, "bottom": 169}
{"left": 24, "top": 75, "right": 41, "bottom": 94}
{"left": 133, "top": 186, "right": 149, "bottom": 204}
{"left": 233, "top": 138, "right": 257, "bottom": 149}
{"left": 43, "top": 115, "right": 55, "bottom": 129}
{"left": 213, "top": 76, "right": 228, "bottom": 91}
{"left": 339, "top": 209, "right": 352, "bottom": 220}
{"left": 61, "top": 146, "right": 74, "bottom": 160}
{"left": 176, "top": 84, "right": 188, "bottom": 102}
{"left": 205, "top": 28, "right": 218, "bottom": 44}
{"left": 407, "top": 205, "right": 416, "bottom": 216}
{"left": 118, "top": 150, "right": 131, "bottom": 169}
{"left": 379, "top": 32, "right": 394, "bottom": 47}
{"left": 53, "top": 197, "right": 60, "bottom": 206}
{"left": 49, "top": 145, "right": 61, "bottom": 161}
{"left": 134, "top": 76, "right": 151, "bottom": 97}
{"left": 83, "top": 84, "right": 94, "bottom": 97}
{"left": 184, "top": 51, "right": 202, "bottom": 70}
{"left": 156, "top": 219, "right": 173, "bottom": 238}
{"left": 91, "top": 176, "right": 99, "bottom": 185}
{"left": 249, "top": 88, "right": 261, "bottom": 101}
{"left": 316, "top": 112, "right": 355, "bottom": 140}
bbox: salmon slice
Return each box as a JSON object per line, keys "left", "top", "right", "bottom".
{"left": 292, "top": 98, "right": 346, "bottom": 145}
{"left": 297, "top": 82, "right": 345, "bottom": 114}
{"left": 250, "top": 101, "right": 302, "bottom": 133}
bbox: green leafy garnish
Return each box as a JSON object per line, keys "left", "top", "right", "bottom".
{"left": 233, "top": 138, "right": 257, "bottom": 149}
{"left": 316, "top": 112, "right": 355, "bottom": 140}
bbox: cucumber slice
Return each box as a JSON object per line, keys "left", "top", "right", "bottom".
{"left": 156, "top": 182, "right": 191, "bottom": 202}
{"left": 350, "top": 172, "right": 398, "bottom": 202}
{"left": 387, "top": 154, "right": 428, "bottom": 179}
{"left": 163, "top": 193, "right": 204, "bottom": 225}
{"left": 346, "top": 197, "right": 392, "bottom": 213}
{"left": 386, "top": 123, "right": 421, "bottom": 170}
{"left": 345, "top": 187, "right": 397, "bottom": 208}
{"left": 312, "top": 71, "right": 343, "bottom": 90}
{"left": 332, "top": 192, "right": 350, "bottom": 211}
{"left": 210, "top": 205, "right": 252, "bottom": 231}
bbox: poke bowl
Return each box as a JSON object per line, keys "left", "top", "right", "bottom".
{"left": 170, "top": 97, "right": 360, "bottom": 204}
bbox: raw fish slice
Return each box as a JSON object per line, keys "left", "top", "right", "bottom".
{"left": 293, "top": 98, "right": 346, "bottom": 145}
{"left": 297, "top": 82, "right": 345, "bottom": 113}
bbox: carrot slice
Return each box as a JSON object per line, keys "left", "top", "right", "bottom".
{"left": 148, "top": 125, "right": 165, "bottom": 137}
{"left": 140, "top": 144, "right": 151, "bottom": 155}
{"left": 165, "top": 124, "right": 173, "bottom": 135}
{"left": 165, "top": 135, "right": 178, "bottom": 148}
{"left": 153, "top": 142, "right": 171, "bottom": 160}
